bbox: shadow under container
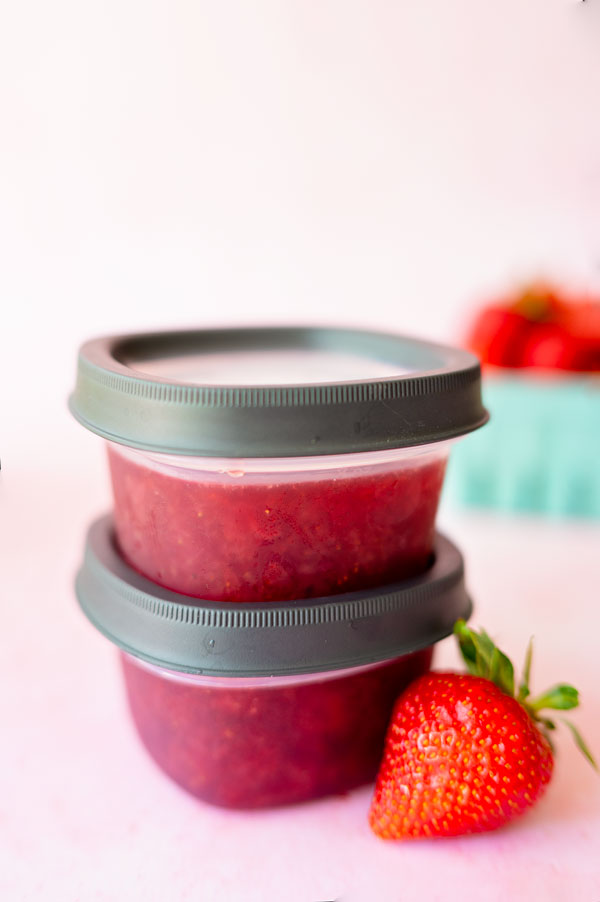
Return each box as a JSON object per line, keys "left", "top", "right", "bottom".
{"left": 76, "top": 516, "right": 472, "bottom": 809}
{"left": 70, "top": 327, "right": 487, "bottom": 602}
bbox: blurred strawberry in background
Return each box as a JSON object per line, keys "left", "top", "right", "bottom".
{"left": 465, "top": 284, "right": 600, "bottom": 372}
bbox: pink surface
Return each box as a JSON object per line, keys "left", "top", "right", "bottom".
{"left": 2, "top": 440, "right": 600, "bottom": 901}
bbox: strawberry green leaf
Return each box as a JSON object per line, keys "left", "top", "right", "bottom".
{"left": 517, "top": 637, "right": 534, "bottom": 702}
{"left": 454, "top": 620, "right": 479, "bottom": 675}
{"left": 489, "top": 646, "right": 515, "bottom": 697}
{"left": 476, "top": 629, "right": 499, "bottom": 677}
{"left": 454, "top": 621, "right": 515, "bottom": 694}
{"left": 529, "top": 684, "right": 579, "bottom": 712}
{"left": 561, "top": 719, "right": 598, "bottom": 771}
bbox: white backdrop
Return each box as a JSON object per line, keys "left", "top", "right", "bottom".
{"left": 2, "top": 0, "right": 600, "bottom": 455}
{"left": 2, "top": 6, "right": 600, "bottom": 899}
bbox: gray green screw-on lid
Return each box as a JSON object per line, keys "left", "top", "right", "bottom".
{"left": 69, "top": 327, "right": 488, "bottom": 457}
{"left": 76, "top": 515, "right": 472, "bottom": 677}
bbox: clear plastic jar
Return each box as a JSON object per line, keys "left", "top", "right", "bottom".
{"left": 121, "top": 647, "right": 433, "bottom": 808}
{"left": 108, "top": 442, "right": 449, "bottom": 602}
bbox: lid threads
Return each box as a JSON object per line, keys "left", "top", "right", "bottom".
{"left": 70, "top": 327, "right": 488, "bottom": 457}
{"left": 76, "top": 516, "right": 472, "bottom": 678}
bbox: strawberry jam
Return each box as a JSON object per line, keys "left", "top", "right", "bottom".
{"left": 121, "top": 647, "right": 433, "bottom": 808}
{"left": 108, "top": 445, "right": 447, "bottom": 602}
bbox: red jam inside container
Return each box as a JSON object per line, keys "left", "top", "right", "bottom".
{"left": 109, "top": 444, "right": 447, "bottom": 602}
{"left": 121, "top": 648, "right": 433, "bottom": 808}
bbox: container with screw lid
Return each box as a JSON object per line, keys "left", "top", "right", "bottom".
{"left": 76, "top": 516, "right": 472, "bottom": 808}
{"left": 70, "top": 327, "right": 487, "bottom": 602}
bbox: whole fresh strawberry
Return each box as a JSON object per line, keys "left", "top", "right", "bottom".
{"left": 369, "top": 621, "right": 596, "bottom": 839}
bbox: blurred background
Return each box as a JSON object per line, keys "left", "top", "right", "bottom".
{"left": 2, "top": 0, "right": 600, "bottom": 460}
{"left": 2, "top": 3, "right": 600, "bottom": 900}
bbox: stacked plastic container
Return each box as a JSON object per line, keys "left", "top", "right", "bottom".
{"left": 71, "top": 327, "right": 487, "bottom": 808}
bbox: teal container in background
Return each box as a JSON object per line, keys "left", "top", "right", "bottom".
{"left": 444, "top": 375, "right": 600, "bottom": 518}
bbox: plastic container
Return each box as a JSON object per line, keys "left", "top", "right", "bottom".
{"left": 76, "top": 516, "right": 472, "bottom": 808}
{"left": 121, "top": 651, "right": 432, "bottom": 808}
{"left": 70, "top": 327, "right": 487, "bottom": 601}
{"left": 107, "top": 442, "right": 449, "bottom": 601}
